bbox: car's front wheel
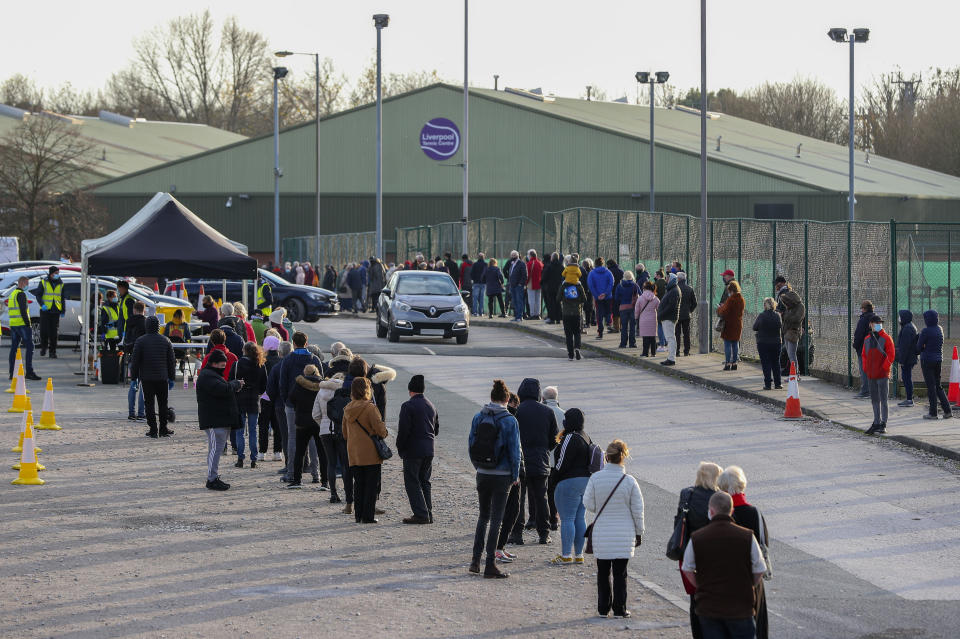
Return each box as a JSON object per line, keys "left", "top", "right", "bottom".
{"left": 376, "top": 313, "right": 388, "bottom": 338}
{"left": 456, "top": 333, "right": 469, "bottom": 345}
{"left": 284, "top": 298, "right": 306, "bottom": 323}
{"left": 387, "top": 322, "right": 400, "bottom": 343}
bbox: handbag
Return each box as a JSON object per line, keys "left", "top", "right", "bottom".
{"left": 584, "top": 475, "right": 627, "bottom": 555}
{"left": 714, "top": 316, "right": 725, "bottom": 333}
{"left": 666, "top": 488, "right": 692, "bottom": 560}
{"left": 757, "top": 511, "right": 773, "bottom": 580}
{"left": 355, "top": 418, "right": 393, "bottom": 461}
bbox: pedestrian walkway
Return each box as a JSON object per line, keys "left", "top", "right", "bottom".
{"left": 470, "top": 315, "right": 960, "bottom": 461}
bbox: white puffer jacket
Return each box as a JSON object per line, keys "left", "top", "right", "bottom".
{"left": 311, "top": 377, "right": 344, "bottom": 435}
{"left": 583, "top": 464, "right": 645, "bottom": 560}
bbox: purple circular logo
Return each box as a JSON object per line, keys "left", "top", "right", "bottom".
{"left": 420, "top": 118, "right": 460, "bottom": 160}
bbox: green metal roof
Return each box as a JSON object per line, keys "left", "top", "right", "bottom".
{"left": 0, "top": 110, "right": 245, "bottom": 183}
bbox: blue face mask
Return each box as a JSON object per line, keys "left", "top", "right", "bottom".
{"left": 51, "top": 275, "right": 60, "bottom": 282}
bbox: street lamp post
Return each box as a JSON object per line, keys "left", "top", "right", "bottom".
{"left": 373, "top": 14, "right": 390, "bottom": 259}
{"left": 698, "top": 0, "right": 709, "bottom": 354}
{"left": 275, "top": 50, "right": 322, "bottom": 272}
{"left": 635, "top": 71, "right": 670, "bottom": 213}
{"left": 828, "top": 27, "right": 869, "bottom": 222}
{"left": 462, "top": 0, "right": 469, "bottom": 257}
{"left": 272, "top": 66, "right": 288, "bottom": 268}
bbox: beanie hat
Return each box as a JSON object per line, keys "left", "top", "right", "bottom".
{"left": 563, "top": 407, "right": 585, "bottom": 431}
{"left": 408, "top": 374, "right": 425, "bottom": 393}
{"left": 146, "top": 316, "right": 160, "bottom": 333}
{"left": 262, "top": 335, "right": 280, "bottom": 352}
{"left": 208, "top": 350, "right": 228, "bottom": 364}
{"left": 721, "top": 269, "right": 735, "bottom": 278}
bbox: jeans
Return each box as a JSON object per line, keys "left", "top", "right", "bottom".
{"left": 856, "top": 351, "right": 870, "bottom": 395}
{"left": 618, "top": 309, "right": 636, "bottom": 347}
{"left": 487, "top": 293, "right": 504, "bottom": 317}
{"left": 8, "top": 325, "right": 35, "bottom": 378}
{"left": 662, "top": 320, "right": 678, "bottom": 362}
{"left": 511, "top": 286, "right": 526, "bottom": 320}
{"left": 402, "top": 456, "right": 433, "bottom": 520}
{"left": 724, "top": 339, "right": 739, "bottom": 364}
{"left": 471, "top": 283, "right": 486, "bottom": 315}
{"left": 900, "top": 364, "right": 914, "bottom": 400}
{"left": 757, "top": 342, "right": 782, "bottom": 388}
{"left": 658, "top": 321, "right": 667, "bottom": 346}
{"left": 498, "top": 480, "right": 522, "bottom": 548}
{"left": 868, "top": 377, "right": 889, "bottom": 424}
{"left": 675, "top": 318, "right": 691, "bottom": 355}
{"left": 320, "top": 434, "right": 352, "bottom": 502}
{"left": 206, "top": 427, "right": 229, "bottom": 481}
{"left": 527, "top": 288, "right": 542, "bottom": 318}
{"left": 525, "top": 474, "right": 550, "bottom": 536}
{"left": 921, "top": 360, "right": 951, "bottom": 416}
{"left": 141, "top": 380, "right": 169, "bottom": 433}
{"left": 257, "top": 399, "right": 283, "bottom": 453}
{"left": 597, "top": 558, "right": 629, "bottom": 616}
{"left": 39, "top": 311, "right": 60, "bottom": 355}
{"left": 127, "top": 379, "right": 145, "bottom": 417}
{"left": 698, "top": 616, "right": 756, "bottom": 639}
{"left": 785, "top": 339, "right": 799, "bottom": 374}
{"left": 473, "top": 473, "right": 512, "bottom": 568}
{"left": 352, "top": 464, "right": 381, "bottom": 523}
{"left": 595, "top": 299, "right": 612, "bottom": 330}
{"left": 236, "top": 411, "right": 258, "bottom": 461}
{"left": 555, "top": 476, "right": 589, "bottom": 557}
{"left": 562, "top": 315, "right": 582, "bottom": 357}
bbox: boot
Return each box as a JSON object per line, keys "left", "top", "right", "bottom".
{"left": 343, "top": 503, "right": 353, "bottom": 515}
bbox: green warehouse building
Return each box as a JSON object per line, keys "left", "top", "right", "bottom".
{"left": 93, "top": 83, "right": 960, "bottom": 262}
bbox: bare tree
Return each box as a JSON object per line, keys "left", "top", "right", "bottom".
{"left": 0, "top": 116, "right": 95, "bottom": 257}
{"left": 349, "top": 57, "right": 443, "bottom": 107}
{"left": 279, "top": 58, "right": 348, "bottom": 126}
{"left": 51, "top": 190, "right": 107, "bottom": 257}
{"left": 1, "top": 74, "right": 43, "bottom": 111}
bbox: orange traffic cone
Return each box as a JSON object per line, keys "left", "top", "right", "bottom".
{"left": 11, "top": 415, "right": 44, "bottom": 485}
{"left": 36, "top": 378, "right": 60, "bottom": 430}
{"left": 949, "top": 347, "right": 960, "bottom": 406}
{"left": 783, "top": 362, "right": 803, "bottom": 419}
{"left": 196, "top": 285, "right": 206, "bottom": 312}
{"left": 8, "top": 363, "right": 28, "bottom": 413}
{"left": 153, "top": 281, "right": 159, "bottom": 293}
{"left": 180, "top": 282, "right": 188, "bottom": 301}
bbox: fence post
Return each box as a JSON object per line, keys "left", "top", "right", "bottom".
{"left": 635, "top": 211, "right": 640, "bottom": 266}
{"left": 558, "top": 214, "right": 564, "bottom": 258}
{"left": 737, "top": 218, "right": 743, "bottom": 283}
{"left": 542, "top": 212, "right": 546, "bottom": 258}
{"left": 949, "top": 227, "right": 953, "bottom": 339}
{"left": 847, "top": 221, "right": 853, "bottom": 388}
{"left": 616, "top": 212, "right": 621, "bottom": 264}
{"left": 577, "top": 208, "right": 582, "bottom": 256}
{"left": 659, "top": 213, "right": 664, "bottom": 269}
{"left": 890, "top": 219, "right": 898, "bottom": 397}
{"left": 685, "top": 216, "right": 691, "bottom": 282}
{"left": 709, "top": 218, "right": 715, "bottom": 353}
{"left": 595, "top": 210, "right": 600, "bottom": 259}
{"left": 803, "top": 222, "right": 810, "bottom": 375}
{"left": 771, "top": 221, "right": 777, "bottom": 279}
{"left": 517, "top": 217, "right": 524, "bottom": 254}
{"left": 908, "top": 235, "right": 913, "bottom": 312}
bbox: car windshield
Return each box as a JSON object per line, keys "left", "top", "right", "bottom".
{"left": 395, "top": 275, "right": 459, "bottom": 296}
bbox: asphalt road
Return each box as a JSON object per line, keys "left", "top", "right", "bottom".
{"left": 302, "top": 316, "right": 960, "bottom": 639}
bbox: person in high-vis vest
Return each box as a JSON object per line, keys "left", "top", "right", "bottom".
{"left": 7, "top": 276, "right": 41, "bottom": 381}
{"left": 32, "top": 265, "right": 64, "bottom": 358}
{"left": 116, "top": 280, "right": 136, "bottom": 337}
{"left": 100, "top": 291, "right": 121, "bottom": 351}
{"left": 255, "top": 276, "right": 273, "bottom": 318}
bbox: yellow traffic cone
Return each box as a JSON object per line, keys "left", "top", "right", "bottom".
{"left": 5, "top": 349, "right": 28, "bottom": 395}
{"left": 11, "top": 417, "right": 44, "bottom": 485}
{"left": 13, "top": 412, "right": 43, "bottom": 471}
{"left": 11, "top": 411, "right": 26, "bottom": 452}
{"left": 8, "top": 363, "right": 28, "bottom": 413}
{"left": 36, "top": 378, "right": 60, "bottom": 430}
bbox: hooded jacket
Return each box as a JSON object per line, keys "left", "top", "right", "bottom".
{"left": 484, "top": 265, "right": 504, "bottom": 295}
{"left": 657, "top": 279, "right": 681, "bottom": 323}
{"left": 264, "top": 352, "right": 284, "bottom": 403}
{"left": 122, "top": 314, "right": 146, "bottom": 348}
{"left": 470, "top": 259, "right": 487, "bottom": 286}
{"left": 396, "top": 393, "right": 440, "bottom": 459}
{"left": 235, "top": 355, "right": 267, "bottom": 414}
{"left": 853, "top": 310, "right": 873, "bottom": 352}
{"left": 717, "top": 292, "right": 745, "bottom": 341}
{"left": 634, "top": 289, "right": 660, "bottom": 336}
{"left": 587, "top": 265, "right": 614, "bottom": 300}
{"left": 583, "top": 464, "right": 645, "bottom": 560}
{"left": 896, "top": 310, "right": 919, "bottom": 368}
{"left": 562, "top": 264, "right": 582, "bottom": 285}
{"left": 514, "top": 378, "right": 559, "bottom": 476}
{"left": 195, "top": 366, "right": 241, "bottom": 430}
{"left": 541, "top": 257, "right": 563, "bottom": 293}
{"left": 367, "top": 363, "right": 397, "bottom": 419}
{"left": 554, "top": 429, "right": 593, "bottom": 482}
{"left": 469, "top": 402, "right": 521, "bottom": 481}
{"left": 326, "top": 351, "right": 353, "bottom": 377}
{"left": 862, "top": 327, "right": 895, "bottom": 380}
{"left": 779, "top": 288, "right": 805, "bottom": 343}
{"left": 280, "top": 349, "right": 322, "bottom": 407}
{"left": 214, "top": 322, "right": 244, "bottom": 359}
{"left": 917, "top": 310, "right": 944, "bottom": 363}
{"left": 288, "top": 373, "right": 323, "bottom": 429}
{"left": 130, "top": 317, "right": 175, "bottom": 382}
{"left": 613, "top": 280, "right": 639, "bottom": 311}
{"left": 311, "top": 377, "right": 345, "bottom": 435}
{"left": 752, "top": 309, "right": 783, "bottom": 345}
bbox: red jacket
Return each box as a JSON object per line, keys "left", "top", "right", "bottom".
{"left": 862, "top": 329, "right": 895, "bottom": 379}
{"left": 459, "top": 261, "right": 472, "bottom": 288}
{"left": 526, "top": 259, "right": 543, "bottom": 290}
{"left": 201, "top": 344, "right": 238, "bottom": 380}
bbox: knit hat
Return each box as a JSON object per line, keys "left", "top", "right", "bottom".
{"left": 262, "top": 335, "right": 280, "bottom": 352}
{"left": 146, "top": 315, "right": 160, "bottom": 333}
{"left": 563, "top": 408, "right": 584, "bottom": 431}
{"left": 408, "top": 374, "right": 425, "bottom": 393}
{"left": 721, "top": 269, "right": 735, "bottom": 278}
{"left": 208, "top": 350, "right": 228, "bottom": 365}
{"left": 303, "top": 364, "right": 319, "bottom": 377}
{"left": 270, "top": 309, "right": 286, "bottom": 324}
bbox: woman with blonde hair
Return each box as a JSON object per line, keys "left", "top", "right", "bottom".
{"left": 718, "top": 466, "right": 770, "bottom": 639}
{"left": 583, "top": 440, "right": 644, "bottom": 618}
{"left": 675, "top": 461, "right": 722, "bottom": 639}
{"left": 753, "top": 297, "right": 783, "bottom": 390}
{"left": 717, "top": 280, "right": 745, "bottom": 370}
{"left": 232, "top": 302, "right": 257, "bottom": 342}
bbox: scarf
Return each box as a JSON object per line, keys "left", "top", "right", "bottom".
{"left": 731, "top": 493, "right": 750, "bottom": 507}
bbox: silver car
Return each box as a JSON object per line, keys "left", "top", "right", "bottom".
{"left": 376, "top": 270, "right": 469, "bottom": 344}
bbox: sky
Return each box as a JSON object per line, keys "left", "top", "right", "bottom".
{"left": 3, "top": 0, "right": 957, "bottom": 104}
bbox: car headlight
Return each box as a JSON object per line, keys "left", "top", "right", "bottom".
{"left": 396, "top": 301, "right": 411, "bottom": 312}
{"left": 308, "top": 292, "right": 328, "bottom": 301}
{"left": 455, "top": 303, "right": 468, "bottom": 313}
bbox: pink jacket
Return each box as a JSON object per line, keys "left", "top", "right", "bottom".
{"left": 634, "top": 290, "right": 660, "bottom": 337}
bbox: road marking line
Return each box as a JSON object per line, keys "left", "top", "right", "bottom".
{"left": 633, "top": 577, "right": 689, "bottom": 612}
{"left": 422, "top": 346, "right": 436, "bottom": 355}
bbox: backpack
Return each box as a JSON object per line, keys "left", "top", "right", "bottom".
{"left": 325, "top": 387, "right": 351, "bottom": 437}
{"left": 588, "top": 442, "right": 605, "bottom": 474}
{"left": 166, "top": 322, "right": 186, "bottom": 341}
{"left": 470, "top": 411, "right": 502, "bottom": 469}
{"left": 563, "top": 284, "right": 580, "bottom": 300}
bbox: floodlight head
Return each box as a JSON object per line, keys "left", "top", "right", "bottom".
{"left": 827, "top": 28, "right": 848, "bottom": 42}
{"left": 373, "top": 14, "right": 390, "bottom": 28}
{"left": 273, "top": 67, "right": 288, "bottom": 80}
{"left": 852, "top": 28, "right": 870, "bottom": 42}
{"left": 274, "top": 50, "right": 294, "bottom": 57}
{"left": 635, "top": 71, "right": 650, "bottom": 84}
{"left": 655, "top": 71, "right": 670, "bottom": 84}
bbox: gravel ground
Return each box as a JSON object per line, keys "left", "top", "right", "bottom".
{"left": 0, "top": 354, "right": 688, "bottom": 638}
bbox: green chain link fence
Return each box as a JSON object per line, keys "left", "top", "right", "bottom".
{"left": 396, "top": 216, "right": 544, "bottom": 266}
{"left": 282, "top": 232, "right": 379, "bottom": 269}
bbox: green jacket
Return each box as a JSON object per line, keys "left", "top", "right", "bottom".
{"left": 557, "top": 282, "right": 586, "bottom": 317}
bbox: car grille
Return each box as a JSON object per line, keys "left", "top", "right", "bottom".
{"left": 411, "top": 306, "right": 455, "bottom": 318}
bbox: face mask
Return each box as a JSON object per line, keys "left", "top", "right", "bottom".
{"left": 107, "top": 298, "right": 116, "bottom": 304}
{"left": 51, "top": 275, "right": 60, "bottom": 282}
{"left": 874, "top": 324, "right": 883, "bottom": 332}
{"left": 203, "top": 302, "right": 212, "bottom": 308}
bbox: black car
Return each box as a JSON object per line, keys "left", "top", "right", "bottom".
{"left": 168, "top": 269, "right": 339, "bottom": 322}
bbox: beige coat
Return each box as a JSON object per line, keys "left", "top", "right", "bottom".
{"left": 343, "top": 399, "right": 388, "bottom": 466}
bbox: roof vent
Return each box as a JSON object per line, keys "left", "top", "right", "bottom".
{"left": 795, "top": 143, "right": 802, "bottom": 158}
{"left": 613, "top": 96, "right": 629, "bottom": 103}
{"left": 504, "top": 87, "right": 555, "bottom": 103}
{"left": 716, "top": 135, "right": 722, "bottom": 152}
{"left": 0, "top": 104, "right": 29, "bottom": 120}
{"left": 39, "top": 110, "right": 82, "bottom": 124}
{"left": 99, "top": 110, "right": 135, "bottom": 127}
{"left": 674, "top": 104, "right": 720, "bottom": 120}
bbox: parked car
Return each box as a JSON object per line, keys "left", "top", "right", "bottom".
{"left": 376, "top": 270, "right": 469, "bottom": 344}
{"left": 0, "top": 260, "right": 64, "bottom": 274}
{"left": 0, "top": 266, "right": 82, "bottom": 292}
{"left": 166, "top": 268, "right": 339, "bottom": 322}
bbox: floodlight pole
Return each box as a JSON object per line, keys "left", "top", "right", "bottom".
{"left": 698, "top": 0, "right": 709, "bottom": 354}
{"left": 272, "top": 69, "right": 283, "bottom": 267}
{"left": 847, "top": 36, "right": 855, "bottom": 222}
{"left": 649, "top": 81, "right": 655, "bottom": 213}
{"left": 314, "top": 53, "right": 321, "bottom": 270}
{"left": 373, "top": 15, "right": 390, "bottom": 259}
{"left": 462, "top": 0, "right": 470, "bottom": 257}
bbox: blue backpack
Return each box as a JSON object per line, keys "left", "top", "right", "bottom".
{"left": 563, "top": 284, "right": 580, "bottom": 300}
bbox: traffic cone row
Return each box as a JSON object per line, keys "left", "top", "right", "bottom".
{"left": 6, "top": 348, "right": 29, "bottom": 395}
{"left": 783, "top": 362, "right": 803, "bottom": 420}
{"left": 12, "top": 412, "right": 43, "bottom": 485}
{"left": 10, "top": 411, "right": 40, "bottom": 454}
{"left": 8, "top": 363, "right": 28, "bottom": 413}
{"left": 9, "top": 375, "right": 62, "bottom": 485}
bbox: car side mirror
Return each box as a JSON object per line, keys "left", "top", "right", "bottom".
{"left": 383, "top": 289, "right": 392, "bottom": 298}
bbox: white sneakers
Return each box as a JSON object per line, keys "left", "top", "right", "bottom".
{"left": 257, "top": 453, "right": 265, "bottom": 461}
{"left": 273, "top": 452, "right": 283, "bottom": 462}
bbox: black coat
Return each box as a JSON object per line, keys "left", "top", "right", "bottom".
{"left": 130, "top": 330, "right": 175, "bottom": 382}
{"left": 280, "top": 350, "right": 322, "bottom": 407}
{"left": 287, "top": 374, "right": 322, "bottom": 430}
{"left": 541, "top": 259, "right": 564, "bottom": 293}
{"left": 680, "top": 485, "right": 717, "bottom": 534}
{"left": 396, "top": 394, "right": 439, "bottom": 459}
{"left": 514, "top": 378, "right": 559, "bottom": 476}
{"left": 196, "top": 367, "right": 241, "bottom": 430}
{"left": 657, "top": 281, "right": 681, "bottom": 323}
{"left": 470, "top": 259, "right": 487, "bottom": 286}
{"left": 554, "top": 430, "right": 592, "bottom": 482}
{"left": 235, "top": 356, "right": 267, "bottom": 414}
{"left": 265, "top": 356, "right": 283, "bottom": 404}
{"left": 752, "top": 309, "right": 783, "bottom": 345}
{"left": 678, "top": 281, "right": 698, "bottom": 322}
{"left": 896, "top": 310, "right": 919, "bottom": 367}
{"left": 853, "top": 312, "right": 873, "bottom": 352}
{"left": 122, "top": 314, "right": 146, "bottom": 348}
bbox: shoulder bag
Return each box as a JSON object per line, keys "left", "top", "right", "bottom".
{"left": 355, "top": 416, "right": 393, "bottom": 461}
{"left": 757, "top": 510, "right": 773, "bottom": 580}
{"left": 584, "top": 475, "right": 627, "bottom": 554}
{"left": 665, "top": 488, "right": 692, "bottom": 560}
